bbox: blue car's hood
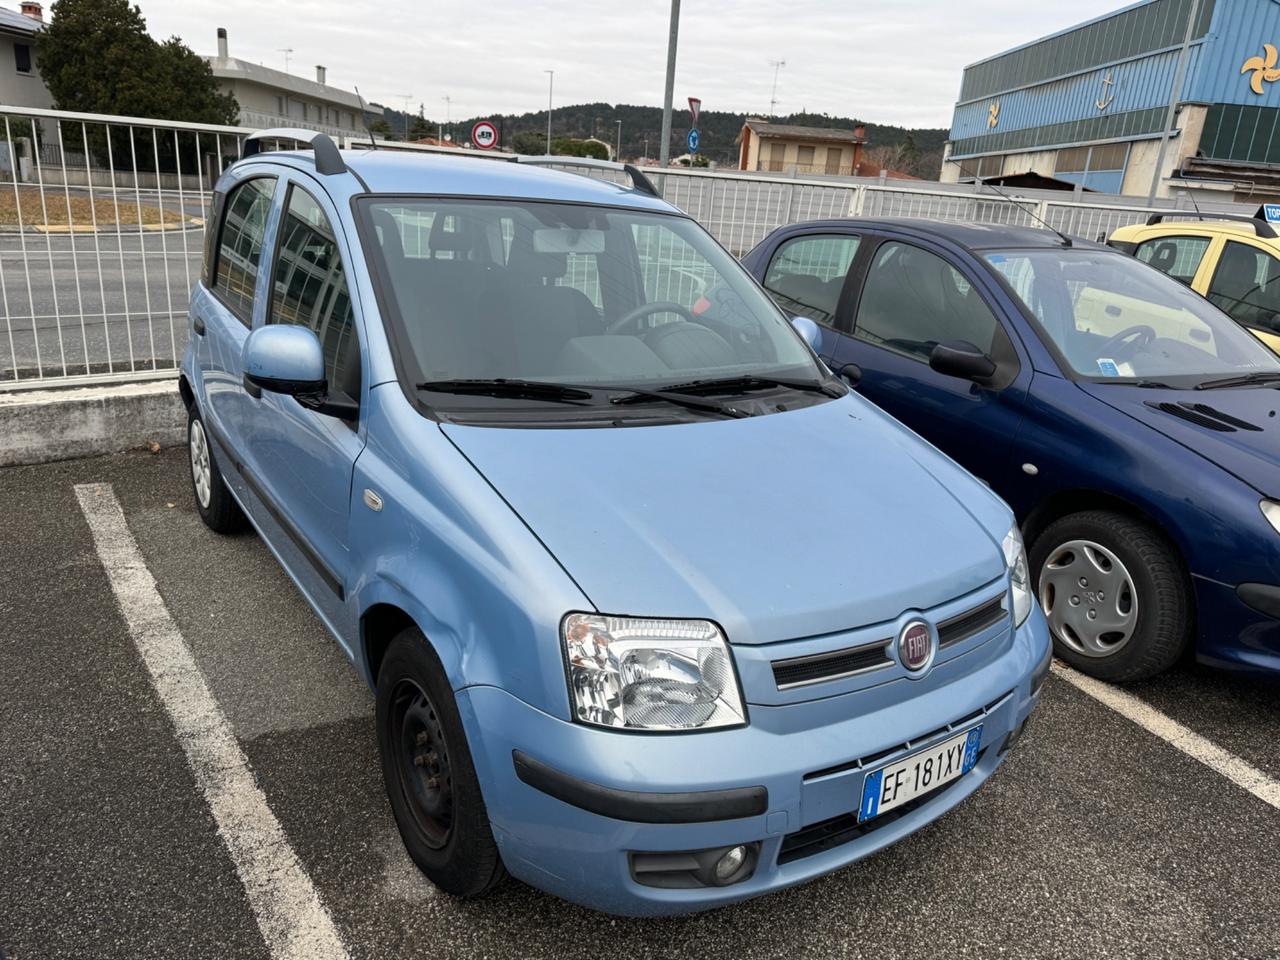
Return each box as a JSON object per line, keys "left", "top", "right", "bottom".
{"left": 442, "top": 396, "right": 1009, "bottom": 645}
{"left": 1081, "top": 382, "right": 1280, "bottom": 498}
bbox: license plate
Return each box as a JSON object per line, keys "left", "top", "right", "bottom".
{"left": 858, "top": 725, "right": 982, "bottom": 822}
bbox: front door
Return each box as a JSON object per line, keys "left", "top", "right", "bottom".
{"left": 239, "top": 178, "right": 367, "bottom": 644}
{"left": 828, "top": 237, "right": 1028, "bottom": 485}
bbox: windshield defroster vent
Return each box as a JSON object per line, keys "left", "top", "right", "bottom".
{"left": 1144, "top": 401, "right": 1262, "bottom": 433}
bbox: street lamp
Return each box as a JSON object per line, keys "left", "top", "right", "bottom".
{"left": 544, "top": 70, "right": 555, "bottom": 155}
{"left": 615, "top": 119, "right": 622, "bottom": 161}
{"left": 398, "top": 94, "right": 413, "bottom": 139}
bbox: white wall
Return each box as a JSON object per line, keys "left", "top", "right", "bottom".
{"left": 0, "top": 33, "right": 53, "bottom": 108}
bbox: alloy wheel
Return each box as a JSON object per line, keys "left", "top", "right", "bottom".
{"left": 190, "top": 419, "right": 212, "bottom": 509}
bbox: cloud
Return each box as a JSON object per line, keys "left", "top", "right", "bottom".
{"left": 140, "top": 0, "right": 1125, "bottom": 128}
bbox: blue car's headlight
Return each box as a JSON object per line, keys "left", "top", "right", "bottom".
{"left": 561, "top": 614, "right": 746, "bottom": 731}
{"left": 1262, "top": 500, "right": 1280, "bottom": 536}
{"left": 1002, "top": 526, "right": 1033, "bottom": 627}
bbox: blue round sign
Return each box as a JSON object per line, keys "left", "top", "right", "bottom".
{"left": 687, "top": 128, "right": 700, "bottom": 153}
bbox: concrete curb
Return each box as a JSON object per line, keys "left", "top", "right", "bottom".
{"left": 0, "top": 218, "right": 202, "bottom": 235}
{"left": 0, "top": 380, "right": 185, "bottom": 467}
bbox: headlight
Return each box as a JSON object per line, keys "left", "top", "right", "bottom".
{"left": 1262, "top": 500, "right": 1280, "bottom": 536}
{"left": 561, "top": 614, "right": 746, "bottom": 731}
{"left": 1002, "top": 526, "right": 1032, "bottom": 627}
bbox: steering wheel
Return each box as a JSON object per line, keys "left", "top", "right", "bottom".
{"left": 1096, "top": 324, "right": 1156, "bottom": 360}
{"left": 606, "top": 301, "right": 698, "bottom": 335}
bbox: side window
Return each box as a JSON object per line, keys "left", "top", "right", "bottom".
{"left": 14, "top": 43, "right": 32, "bottom": 74}
{"left": 1206, "top": 241, "right": 1280, "bottom": 333}
{"left": 214, "top": 177, "right": 276, "bottom": 326}
{"left": 854, "top": 241, "right": 1000, "bottom": 361}
{"left": 269, "top": 186, "right": 361, "bottom": 400}
{"left": 1134, "top": 235, "right": 1209, "bottom": 286}
{"left": 763, "top": 234, "right": 860, "bottom": 326}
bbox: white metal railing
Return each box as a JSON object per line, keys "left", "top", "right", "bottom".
{"left": 0, "top": 105, "right": 1267, "bottom": 389}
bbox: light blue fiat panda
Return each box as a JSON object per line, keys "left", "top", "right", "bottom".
{"left": 180, "top": 130, "right": 1051, "bottom": 916}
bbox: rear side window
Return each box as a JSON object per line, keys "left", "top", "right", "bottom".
{"left": 763, "top": 234, "right": 860, "bottom": 326}
{"left": 1134, "top": 235, "right": 1209, "bottom": 286}
{"left": 269, "top": 186, "right": 361, "bottom": 401}
{"left": 1206, "top": 241, "right": 1280, "bottom": 334}
{"left": 214, "top": 177, "right": 276, "bottom": 326}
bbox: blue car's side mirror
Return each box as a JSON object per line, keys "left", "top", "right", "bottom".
{"left": 790, "top": 315, "right": 822, "bottom": 353}
{"left": 243, "top": 325, "right": 357, "bottom": 420}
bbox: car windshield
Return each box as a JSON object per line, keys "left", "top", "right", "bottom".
{"left": 361, "top": 198, "right": 823, "bottom": 411}
{"left": 985, "top": 248, "right": 1280, "bottom": 385}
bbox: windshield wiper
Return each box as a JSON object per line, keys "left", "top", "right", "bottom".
{"left": 416, "top": 378, "right": 596, "bottom": 403}
{"left": 1193, "top": 371, "right": 1280, "bottom": 391}
{"left": 647, "top": 374, "right": 844, "bottom": 398}
{"left": 417, "top": 378, "right": 746, "bottom": 418}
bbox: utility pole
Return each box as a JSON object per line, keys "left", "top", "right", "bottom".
{"left": 769, "top": 59, "right": 786, "bottom": 117}
{"left": 643, "top": 138, "right": 649, "bottom": 161}
{"left": 544, "top": 69, "right": 555, "bottom": 155}
{"left": 659, "top": 0, "right": 680, "bottom": 166}
{"left": 1148, "top": 0, "right": 1201, "bottom": 205}
{"left": 399, "top": 94, "right": 413, "bottom": 139}
{"left": 441, "top": 95, "right": 452, "bottom": 141}
{"left": 615, "top": 119, "right": 622, "bottom": 161}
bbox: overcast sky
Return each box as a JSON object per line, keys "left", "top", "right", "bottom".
{"left": 128, "top": 0, "right": 1123, "bottom": 128}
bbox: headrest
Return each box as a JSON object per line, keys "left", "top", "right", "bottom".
{"left": 428, "top": 214, "right": 473, "bottom": 255}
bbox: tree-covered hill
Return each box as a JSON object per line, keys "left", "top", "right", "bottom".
{"left": 368, "top": 101, "right": 947, "bottom": 179}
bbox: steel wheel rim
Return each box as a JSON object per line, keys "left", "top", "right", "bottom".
{"left": 1038, "top": 538, "right": 1138, "bottom": 658}
{"left": 190, "top": 419, "right": 212, "bottom": 509}
{"left": 390, "top": 678, "right": 454, "bottom": 850}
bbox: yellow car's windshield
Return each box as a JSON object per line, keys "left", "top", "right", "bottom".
{"left": 986, "top": 249, "right": 1280, "bottom": 385}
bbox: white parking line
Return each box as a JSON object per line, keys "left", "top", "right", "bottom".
{"left": 74, "top": 483, "right": 349, "bottom": 960}
{"left": 1052, "top": 662, "right": 1280, "bottom": 811}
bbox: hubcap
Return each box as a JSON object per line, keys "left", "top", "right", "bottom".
{"left": 390, "top": 679, "right": 453, "bottom": 849}
{"left": 189, "top": 419, "right": 212, "bottom": 509}
{"left": 1038, "top": 539, "right": 1138, "bottom": 658}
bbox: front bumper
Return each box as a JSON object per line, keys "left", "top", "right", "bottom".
{"left": 1193, "top": 574, "right": 1280, "bottom": 674}
{"left": 456, "top": 610, "right": 1051, "bottom": 916}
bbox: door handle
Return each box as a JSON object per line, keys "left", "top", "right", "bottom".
{"left": 193, "top": 316, "right": 206, "bottom": 336}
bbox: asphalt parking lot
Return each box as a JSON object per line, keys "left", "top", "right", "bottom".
{"left": 2, "top": 447, "right": 1278, "bottom": 960}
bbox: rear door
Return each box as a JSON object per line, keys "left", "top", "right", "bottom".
{"left": 190, "top": 171, "right": 281, "bottom": 499}
{"left": 239, "top": 174, "right": 368, "bottom": 643}
{"left": 826, "top": 235, "right": 1029, "bottom": 484}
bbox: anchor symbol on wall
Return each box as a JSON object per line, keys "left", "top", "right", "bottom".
{"left": 1095, "top": 71, "right": 1115, "bottom": 111}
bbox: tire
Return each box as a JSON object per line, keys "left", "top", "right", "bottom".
{"left": 187, "top": 406, "right": 246, "bottom": 534}
{"left": 1029, "top": 510, "right": 1191, "bottom": 682}
{"left": 376, "top": 627, "right": 506, "bottom": 898}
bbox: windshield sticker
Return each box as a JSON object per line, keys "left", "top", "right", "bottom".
{"left": 1097, "top": 358, "right": 1120, "bottom": 377}
{"left": 988, "top": 254, "right": 1006, "bottom": 263}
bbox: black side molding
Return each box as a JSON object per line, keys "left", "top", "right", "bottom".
{"left": 512, "top": 750, "right": 767, "bottom": 824}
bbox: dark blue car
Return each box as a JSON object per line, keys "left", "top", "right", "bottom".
{"left": 744, "top": 219, "right": 1280, "bottom": 680}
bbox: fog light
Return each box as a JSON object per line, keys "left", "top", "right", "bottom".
{"left": 714, "top": 845, "right": 747, "bottom": 881}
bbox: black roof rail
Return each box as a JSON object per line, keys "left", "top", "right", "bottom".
{"left": 242, "top": 129, "right": 346, "bottom": 176}
{"left": 1145, "top": 211, "right": 1277, "bottom": 239}
{"left": 510, "top": 155, "right": 661, "bottom": 198}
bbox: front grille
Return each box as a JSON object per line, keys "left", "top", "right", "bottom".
{"left": 771, "top": 640, "right": 892, "bottom": 689}
{"left": 938, "top": 596, "right": 1007, "bottom": 649}
{"left": 777, "top": 749, "right": 987, "bottom": 865}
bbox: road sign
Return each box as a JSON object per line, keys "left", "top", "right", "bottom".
{"left": 471, "top": 120, "right": 498, "bottom": 150}
{"left": 688, "top": 97, "right": 701, "bottom": 127}
{"left": 687, "top": 128, "right": 700, "bottom": 153}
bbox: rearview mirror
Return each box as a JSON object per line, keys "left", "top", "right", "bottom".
{"left": 242, "top": 325, "right": 357, "bottom": 420}
{"left": 790, "top": 315, "right": 821, "bottom": 353}
{"left": 929, "top": 339, "right": 997, "bottom": 384}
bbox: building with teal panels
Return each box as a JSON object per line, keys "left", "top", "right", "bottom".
{"left": 941, "top": 0, "right": 1280, "bottom": 200}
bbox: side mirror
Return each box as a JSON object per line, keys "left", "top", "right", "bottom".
{"left": 929, "top": 339, "right": 997, "bottom": 384}
{"left": 790, "top": 315, "right": 822, "bottom": 353}
{"left": 839, "top": 362, "right": 862, "bottom": 387}
{"left": 243, "top": 325, "right": 357, "bottom": 420}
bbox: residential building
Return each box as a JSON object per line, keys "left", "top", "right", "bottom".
{"left": 0, "top": 1, "right": 51, "bottom": 108}
{"left": 941, "top": 0, "right": 1280, "bottom": 200}
{"left": 205, "top": 27, "right": 380, "bottom": 139}
{"left": 736, "top": 120, "right": 866, "bottom": 176}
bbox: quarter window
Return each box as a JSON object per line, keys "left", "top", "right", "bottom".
{"left": 763, "top": 234, "right": 860, "bottom": 326}
{"left": 1206, "top": 241, "right": 1280, "bottom": 334}
{"left": 1134, "top": 235, "right": 1209, "bottom": 286}
{"left": 214, "top": 177, "right": 276, "bottom": 326}
{"left": 854, "top": 241, "right": 1000, "bottom": 360}
{"left": 269, "top": 186, "right": 361, "bottom": 400}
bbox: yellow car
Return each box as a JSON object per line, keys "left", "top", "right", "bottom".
{"left": 1108, "top": 214, "right": 1280, "bottom": 353}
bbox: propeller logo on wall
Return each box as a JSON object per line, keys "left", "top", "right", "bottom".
{"left": 988, "top": 101, "right": 1000, "bottom": 129}
{"left": 1241, "top": 43, "right": 1280, "bottom": 95}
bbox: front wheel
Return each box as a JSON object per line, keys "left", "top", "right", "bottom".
{"left": 376, "top": 627, "right": 506, "bottom": 898}
{"left": 1030, "top": 510, "right": 1191, "bottom": 682}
